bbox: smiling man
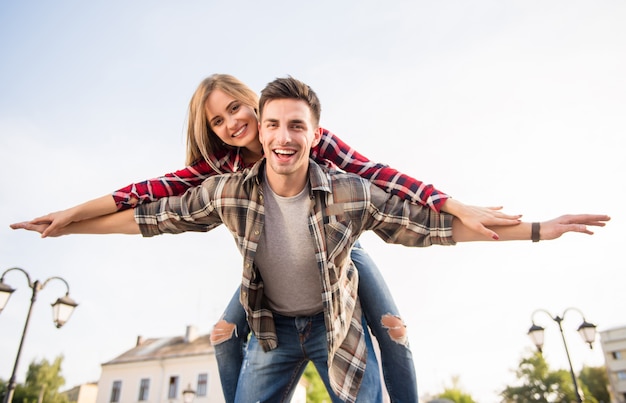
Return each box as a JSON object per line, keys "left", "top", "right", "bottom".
{"left": 10, "top": 76, "right": 610, "bottom": 403}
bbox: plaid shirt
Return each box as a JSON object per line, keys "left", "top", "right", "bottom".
{"left": 135, "top": 159, "right": 455, "bottom": 402}
{"left": 113, "top": 129, "right": 449, "bottom": 212}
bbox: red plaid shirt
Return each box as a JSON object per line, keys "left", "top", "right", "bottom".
{"left": 112, "top": 129, "right": 449, "bottom": 211}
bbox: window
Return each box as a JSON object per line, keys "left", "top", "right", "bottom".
{"left": 168, "top": 376, "right": 179, "bottom": 399}
{"left": 110, "top": 381, "right": 122, "bottom": 403}
{"left": 618, "top": 370, "right": 626, "bottom": 380}
{"left": 138, "top": 378, "right": 150, "bottom": 401}
{"left": 612, "top": 351, "right": 623, "bottom": 359}
{"left": 196, "top": 373, "right": 208, "bottom": 397}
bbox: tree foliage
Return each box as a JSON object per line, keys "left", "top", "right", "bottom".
{"left": 10, "top": 355, "right": 69, "bottom": 403}
{"left": 302, "top": 362, "right": 331, "bottom": 402}
{"left": 501, "top": 350, "right": 609, "bottom": 403}
{"left": 579, "top": 366, "right": 610, "bottom": 403}
{"left": 434, "top": 375, "right": 477, "bottom": 403}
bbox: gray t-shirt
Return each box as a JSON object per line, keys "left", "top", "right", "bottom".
{"left": 254, "top": 178, "right": 324, "bottom": 316}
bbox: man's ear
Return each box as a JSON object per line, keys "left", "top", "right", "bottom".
{"left": 311, "top": 127, "right": 323, "bottom": 148}
{"left": 258, "top": 122, "right": 263, "bottom": 142}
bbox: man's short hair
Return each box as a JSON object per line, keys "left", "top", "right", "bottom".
{"left": 259, "top": 76, "right": 322, "bottom": 127}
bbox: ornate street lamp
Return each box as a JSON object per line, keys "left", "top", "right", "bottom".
{"left": 527, "top": 307, "right": 597, "bottom": 403}
{"left": 0, "top": 267, "right": 79, "bottom": 403}
{"left": 182, "top": 384, "right": 196, "bottom": 403}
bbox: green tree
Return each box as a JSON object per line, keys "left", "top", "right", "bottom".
{"left": 302, "top": 362, "right": 331, "bottom": 402}
{"left": 11, "top": 355, "right": 69, "bottom": 403}
{"left": 435, "top": 375, "right": 477, "bottom": 403}
{"left": 500, "top": 351, "right": 577, "bottom": 403}
{"left": 501, "top": 351, "right": 610, "bottom": 403}
{"left": 579, "top": 366, "right": 610, "bottom": 403}
{"left": 0, "top": 378, "right": 8, "bottom": 403}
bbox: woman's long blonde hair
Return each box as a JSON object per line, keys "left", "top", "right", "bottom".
{"left": 185, "top": 74, "right": 259, "bottom": 165}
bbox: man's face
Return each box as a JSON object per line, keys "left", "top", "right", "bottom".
{"left": 259, "top": 98, "right": 321, "bottom": 190}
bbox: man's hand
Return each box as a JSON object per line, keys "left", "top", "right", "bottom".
{"left": 538, "top": 214, "right": 611, "bottom": 240}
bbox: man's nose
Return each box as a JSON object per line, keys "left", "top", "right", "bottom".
{"left": 275, "top": 126, "right": 291, "bottom": 143}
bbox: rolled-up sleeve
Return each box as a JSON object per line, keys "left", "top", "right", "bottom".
{"left": 367, "top": 184, "right": 456, "bottom": 246}
{"left": 134, "top": 183, "right": 223, "bottom": 237}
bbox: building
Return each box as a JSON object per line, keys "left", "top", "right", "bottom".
{"left": 600, "top": 325, "right": 626, "bottom": 403}
{"left": 62, "top": 382, "right": 98, "bottom": 403}
{"left": 96, "top": 326, "right": 224, "bottom": 403}
{"left": 94, "top": 325, "right": 307, "bottom": 403}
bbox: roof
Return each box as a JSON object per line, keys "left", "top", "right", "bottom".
{"left": 103, "top": 333, "right": 214, "bottom": 365}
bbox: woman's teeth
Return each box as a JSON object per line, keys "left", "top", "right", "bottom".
{"left": 232, "top": 126, "right": 245, "bottom": 138}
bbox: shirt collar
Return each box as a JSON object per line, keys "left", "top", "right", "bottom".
{"left": 243, "top": 158, "right": 333, "bottom": 195}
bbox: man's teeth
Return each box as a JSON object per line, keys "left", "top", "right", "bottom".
{"left": 275, "top": 149, "right": 295, "bottom": 155}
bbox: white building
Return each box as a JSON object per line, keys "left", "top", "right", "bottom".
{"left": 600, "top": 325, "right": 626, "bottom": 403}
{"left": 95, "top": 325, "right": 306, "bottom": 403}
{"left": 96, "top": 326, "right": 224, "bottom": 403}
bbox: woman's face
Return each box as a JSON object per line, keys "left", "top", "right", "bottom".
{"left": 205, "top": 88, "right": 259, "bottom": 148}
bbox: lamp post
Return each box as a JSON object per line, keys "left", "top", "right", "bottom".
{"left": 0, "top": 267, "right": 79, "bottom": 403}
{"left": 527, "top": 307, "right": 597, "bottom": 403}
{"left": 182, "top": 384, "right": 196, "bottom": 403}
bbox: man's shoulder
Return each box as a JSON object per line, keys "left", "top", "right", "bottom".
{"left": 310, "top": 160, "right": 369, "bottom": 189}
{"left": 314, "top": 160, "right": 365, "bottom": 181}
{"left": 323, "top": 166, "right": 372, "bottom": 200}
{"left": 201, "top": 171, "right": 243, "bottom": 184}
{"left": 199, "top": 169, "right": 251, "bottom": 196}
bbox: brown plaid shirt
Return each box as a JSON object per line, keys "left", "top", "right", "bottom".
{"left": 135, "top": 159, "right": 455, "bottom": 402}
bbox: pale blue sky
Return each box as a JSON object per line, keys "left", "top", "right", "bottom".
{"left": 1, "top": 1, "right": 625, "bottom": 402}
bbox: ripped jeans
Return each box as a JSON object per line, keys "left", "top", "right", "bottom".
{"left": 211, "top": 241, "right": 418, "bottom": 402}
{"left": 234, "top": 312, "right": 382, "bottom": 402}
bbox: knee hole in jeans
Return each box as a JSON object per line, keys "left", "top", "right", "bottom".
{"left": 210, "top": 319, "right": 237, "bottom": 345}
{"left": 380, "top": 314, "right": 408, "bottom": 346}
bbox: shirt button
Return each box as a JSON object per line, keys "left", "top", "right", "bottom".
{"left": 254, "top": 230, "right": 259, "bottom": 235}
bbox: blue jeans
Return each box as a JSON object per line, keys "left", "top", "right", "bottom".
{"left": 213, "top": 242, "right": 417, "bottom": 402}
{"left": 212, "top": 290, "right": 249, "bottom": 402}
{"left": 234, "top": 312, "right": 382, "bottom": 403}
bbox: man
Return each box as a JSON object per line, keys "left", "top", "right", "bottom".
{"left": 11, "top": 77, "right": 610, "bottom": 402}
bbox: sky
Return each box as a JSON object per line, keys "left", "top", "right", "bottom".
{"left": 0, "top": 1, "right": 624, "bottom": 402}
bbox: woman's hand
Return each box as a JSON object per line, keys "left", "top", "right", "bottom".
{"left": 11, "top": 195, "right": 119, "bottom": 238}
{"left": 442, "top": 199, "right": 522, "bottom": 240}
{"left": 10, "top": 219, "right": 55, "bottom": 237}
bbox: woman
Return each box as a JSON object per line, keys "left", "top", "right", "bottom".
{"left": 26, "top": 74, "right": 520, "bottom": 401}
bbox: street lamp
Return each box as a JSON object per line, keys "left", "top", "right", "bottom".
{"left": 0, "top": 267, "right": 79, "bottom": 403}
{"left": 527, "top": 307, "right": 597, "bottom": 403}
{"left": 182, "top": 384, "right": 196, "bottom": 403}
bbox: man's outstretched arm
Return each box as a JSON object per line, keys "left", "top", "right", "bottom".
{"left": 451, "top": 214, "right": 610, "bottom": 243}
{"left": 10, "top": 209, "right": 140, "bottom": 236}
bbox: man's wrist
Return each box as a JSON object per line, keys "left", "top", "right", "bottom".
{"left": 531, "top": 222, "right": 541, "bottom": 242}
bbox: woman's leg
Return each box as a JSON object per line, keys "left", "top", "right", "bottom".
{"left": 210, "top": 289, "right": 249, "bottom": 403}
{"left": 351, "top": 241, "right": 418, "bottom": 402}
